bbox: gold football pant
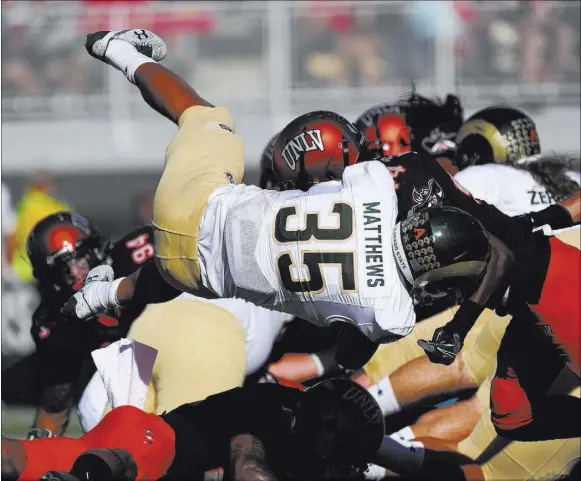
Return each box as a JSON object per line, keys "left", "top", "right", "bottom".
{"left": 152, "top": 106, "right": 245, "bottom": 293}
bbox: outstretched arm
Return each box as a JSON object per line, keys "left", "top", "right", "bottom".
{"left": 419, "top": 233, "right": 513, "bottom": 365}
{"left": 525, "top": 190, "right": 580, "bottom": 231}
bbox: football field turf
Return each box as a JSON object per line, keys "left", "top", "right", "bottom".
{"left": 1, "top": 405, "right": 84, "bottom": 439}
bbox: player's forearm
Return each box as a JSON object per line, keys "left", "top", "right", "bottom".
{"left": 134, "top": 62, "right": 213, "bottom": 125}
{"left": 268, "top": 348, "right": 340, "bottom": 383}
{"left": 445, "top": 233, "right": 513, "bottom": 342}
{"left": 525, "top": 191, "right": 579, "bottom": 230}
{"left": 117, "top": 259, "right": 181, "bottom": 306}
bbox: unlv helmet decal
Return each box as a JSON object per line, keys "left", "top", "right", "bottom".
{"left": 280, "top": 129, "right": 326, "bottom": 171}
{"left": 272, "top": 111, "right": 363, "bottom": 191}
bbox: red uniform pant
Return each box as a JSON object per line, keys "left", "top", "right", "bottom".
{"left": 491, "top": 238, "right": 580, "bottom": 432}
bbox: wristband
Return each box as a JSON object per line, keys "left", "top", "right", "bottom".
{"left": 529, "top": 204, "right": 574, "bottom": 231}
{"left": 109, "top": 277, "right": 125, "bottom": 309}
{"left": 309, "top": 354, "right": 325, "bottom": 377}
{"left": 314, "top": 347, "right": 341, "bottom": 375}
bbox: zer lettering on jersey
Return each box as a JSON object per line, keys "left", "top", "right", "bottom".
{"left": 281, "top": 130, "right": 325, "bottom": 170}
{"left": 529, "top": 190, "right": 557, "bottom": 206}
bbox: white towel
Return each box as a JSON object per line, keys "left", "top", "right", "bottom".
{"left": 78, "top": 371, "right": 109, "bottom": 433}
{"left": 91, "top": 338, "right": 157, "bottom": 411}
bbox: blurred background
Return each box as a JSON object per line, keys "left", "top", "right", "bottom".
{"left": 1, "top": 0, "right": 580, "bottom": 429}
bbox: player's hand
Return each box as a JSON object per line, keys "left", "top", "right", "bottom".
{"left": 61, "top": 266, "right": 121, "bottom": 321}
{"left": 85, "top": 29, "right": 167, "bottom": 63}
{"left": 268, "top": 353, "right": 320, "bottom": 384}
{"left": 417, "top": 327, "right": 463, "bottom": 365}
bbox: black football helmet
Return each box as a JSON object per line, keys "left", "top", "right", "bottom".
{"left": 27, "top": 212, "right": 106, "bottom": 298}
{"left": 455, "top": 106, "right": 541, "bottom": 171}
{"left": 272, "top": 111, "right": 365, "bottom": 191}
{"left": 391, "top": 206, "right": 491, "bottom": 307}
{"left": 355, "top": 92, "right": 463, "bottom": 160}
{"left": 295, "top": 378, "right": 385, "bottom": 475}
{"left": 259, "top": 132, "right": 279, "bottom": 189}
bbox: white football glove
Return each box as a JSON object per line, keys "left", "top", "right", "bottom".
{"left": 62, "top": 265, "right": 123, "bottom": 321}
{"left": 85, "top": 29, "right": 167, "bottom": 63}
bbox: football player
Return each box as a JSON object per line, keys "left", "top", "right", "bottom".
{"left": 453, "top": 106, "right": 580, "bottom": 215}
{"left": 65, "top": 30, "right": 419, "bottom": 369}
{"left": 77, "top": 294, "right": 293, "bottom": 433}
{"left": 354, "top": 91, "right": 463, "bottom": 163}
{"left": 266, "top": 95, "right": 473, "bottom": 387}
{"left": 3, "top": 379, "right": 385, "bottom": 481}
{"left": 370, "top": 314, "right": 580, "bottom": 480}
{"left": 1, "top": 212, "right": 170, "bottom": 439}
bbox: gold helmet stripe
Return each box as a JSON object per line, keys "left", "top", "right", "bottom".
{"left": 456, "top": 119, "right": 508, "bottom": 165}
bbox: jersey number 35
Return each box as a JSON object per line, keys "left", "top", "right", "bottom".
{"left": 274, "top": 202, "right": 356, "bottom": 294}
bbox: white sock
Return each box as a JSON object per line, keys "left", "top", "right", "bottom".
{"left": 368, "top": 376, "right": 401, "bottom": 416}
{"left": 104, "top": 39, "right": 157, "bottom": 84}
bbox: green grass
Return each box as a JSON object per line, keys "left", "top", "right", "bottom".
{"left": 1, "top": 406, "right": 84, "bottom": 439}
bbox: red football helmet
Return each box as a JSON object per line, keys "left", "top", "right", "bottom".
{"left": 367, "top": 113, "right": 412, "bottom": 156}
{"left": 272, "top": 111, "right": 365, "bottom": 191}
{"left": 355, "top": 93, "right": 464, "bottom": 161}
{"left": 27, "top": 212, "right": 105, "bottom": 297}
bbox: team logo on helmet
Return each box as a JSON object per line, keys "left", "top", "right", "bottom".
{"left": 410, "top": 179, "right": 444, "bottom": 214}
{"left": 281, "top": 129, "right": 325, "bottom": 170}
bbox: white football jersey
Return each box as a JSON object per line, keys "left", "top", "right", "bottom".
{"left": 454, "top": 164, "right": 580, "bottom": 217}
{"left": 198, "top": 161, "right": 415, "bottom": 343}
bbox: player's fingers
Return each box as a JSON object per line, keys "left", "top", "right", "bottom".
{"left": 417, "top": 339, "right": 435, "bottom": 353}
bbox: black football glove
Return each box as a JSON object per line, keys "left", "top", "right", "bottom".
{"left": 417, "top": 327, "right": 463, "bottom": 365}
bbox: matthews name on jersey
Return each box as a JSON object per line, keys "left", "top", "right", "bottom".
{"left": 197, "top": 161, "right": 415, "bottom": 343}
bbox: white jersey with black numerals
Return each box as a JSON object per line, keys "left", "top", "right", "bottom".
{"left": 197, "top": 161, "right": 415, "bottom": 343}
{"left": 454, "top": 164, "right": 581, "bottom": 217}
